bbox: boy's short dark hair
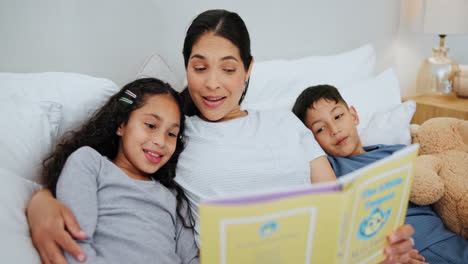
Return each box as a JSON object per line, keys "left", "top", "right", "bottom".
{"left": 292, "top": 84, "right": 348, "bottom": 123}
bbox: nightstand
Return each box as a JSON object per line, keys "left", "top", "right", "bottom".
{"left": 402, "top": 93, "right": 468, "bottom": 125}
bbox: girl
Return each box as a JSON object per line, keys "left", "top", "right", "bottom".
{"left": 41, "top": 78, "right": 198, "bottom": 264}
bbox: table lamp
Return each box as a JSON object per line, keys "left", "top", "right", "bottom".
{"left": 416, "top": 0, "right": 468, "bottom": 95}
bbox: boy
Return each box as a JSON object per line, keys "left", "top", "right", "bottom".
{"left": 292, "top": 84, "right": 468, "bottom": 264}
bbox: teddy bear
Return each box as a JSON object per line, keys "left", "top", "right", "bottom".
{"left": 409, "top": 117, "right": 468, "bottom": 239}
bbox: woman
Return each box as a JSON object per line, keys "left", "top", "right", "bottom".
{"left": 175, "top": 8, "right": 336, "bottom": 237}
{"left": 27, "top": 9, "right": 418, "bottom": 264}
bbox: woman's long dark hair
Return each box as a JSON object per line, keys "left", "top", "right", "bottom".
{"left": 181, "top": 9, "right": 253, "bottom": 116}
{"left": 42, "top": 78, "right": 194, "bottom": 228}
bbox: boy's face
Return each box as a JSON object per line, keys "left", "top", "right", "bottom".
{"left": 304, "top": 99, "right": 365, "bottom": 157}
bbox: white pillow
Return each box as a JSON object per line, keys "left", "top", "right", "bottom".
{"left": 0, "top": 100, "right": 61, "bottom": 183}
{"left": 137, "top": 54, "right": 183, "bottom": 92}
{"left": 241, "top": 44, "right": 376, "bottom": 111}
{"left": 0, "top": 168, "right": 42, "bottom": 264}
{"left": 360, "top": 101, "right": 416, "bottom": 146}
{"left": 339, "top": 68, "right": 402, "bottom": 132}
{"left": 0, "top": 72, "right": 119, "bottom": 135}
{"left": 336, "top": 68, "right": 415, "bottom": 146}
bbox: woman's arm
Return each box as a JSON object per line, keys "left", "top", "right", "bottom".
{"left": 407, "top": 249, "right": 427, "bottom": 264}
{"left": 27, "top": 189, "right": 87, "bottom": 264}
{"left": 379, "top": 224, "right": 427, "bottom": 264}
{"left": 309, "top": 156, "right": 337, "bottom": 183}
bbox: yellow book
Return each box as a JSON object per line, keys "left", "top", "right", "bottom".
{"left": 199, "top": 144, "right": 419, "bottom": 264}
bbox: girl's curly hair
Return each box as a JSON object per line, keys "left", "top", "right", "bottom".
{"left": 42, "top": 77, "right": 194, "bottom": 228}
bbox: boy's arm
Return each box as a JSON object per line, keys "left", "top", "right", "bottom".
{"left": 56, "top": 148, "right": 106, "bottom": 263}
{"left": 309, "top": 156, "right": 337, "bottom": 183}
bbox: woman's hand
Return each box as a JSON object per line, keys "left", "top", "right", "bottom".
{"left": 26, "top": 189, "right": 87, "bottom": 264}
{"left": 379, "top": 224, "right": 427, "bottom": 264}
{"left": 406, "top": 249, "right": 427, "bottom": 264}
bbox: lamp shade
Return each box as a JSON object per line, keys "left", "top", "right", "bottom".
{"left": 422, "top": 0, "right": 468, "bottom": 34}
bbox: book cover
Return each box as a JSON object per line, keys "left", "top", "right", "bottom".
{"left": 199, "top": 144, "right": 419, "bottom": 264}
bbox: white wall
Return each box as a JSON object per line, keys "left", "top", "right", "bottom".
{"left": 0, "top": 0, "right": 400, "bottom": 88}
{"left": 396, "top": 0, "right": 468, "bottom": 96}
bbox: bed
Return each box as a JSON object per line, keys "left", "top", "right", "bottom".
{"left": 1, "top": 1, "right": 431, "bottom": 262}
{"left": 0, "top": 42, "right": 418, "bottom": 262}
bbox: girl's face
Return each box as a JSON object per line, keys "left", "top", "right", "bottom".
{"left": 186, "top": 32, "right": 252, "bottom": 122}
{"left": 114, "top": 94, "right": 181, "bottom": 180}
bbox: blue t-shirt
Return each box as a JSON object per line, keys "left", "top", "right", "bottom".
{"left": 327, "top": 144, "right": 456, "bottom": 252}
{"left": 327, "top": 144, "right": 404, "bottom": 177}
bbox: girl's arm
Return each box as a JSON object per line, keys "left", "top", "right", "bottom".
{"left": 309, "top": 156, "right": 337, "bottom": 183}
{"left": 26, "top": 189, "right": 87, "bottom": 264}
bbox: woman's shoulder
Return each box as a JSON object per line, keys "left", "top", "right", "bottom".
{"left": 254, "top": 109, "right": 303, "bottom": 125}
{"left": 183, "top": 110, "right": 301, "bottom": 137}
{"left": 246, "top": 108, "right": 291, "bottom": 117}
{"left": 184, "top": 114, "right": 201, "bottom": 127}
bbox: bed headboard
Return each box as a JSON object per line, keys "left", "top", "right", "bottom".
{"left": 0, "top": 0, "right": 400, "bottom": 87}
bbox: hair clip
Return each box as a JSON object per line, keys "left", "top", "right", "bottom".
{"left": 125, "top": 90, "right": 137, "bottom": 98}
{"left": 119, "top": 97, "right": 133, "bottom": 104}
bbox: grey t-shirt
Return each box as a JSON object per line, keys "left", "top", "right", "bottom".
{"left": 56, "top": 146, "right": 199, "bottom": 264}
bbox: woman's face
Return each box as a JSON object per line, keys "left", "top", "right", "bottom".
{"left": 186, "top": 32, "right": 252, "bottom": 122}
